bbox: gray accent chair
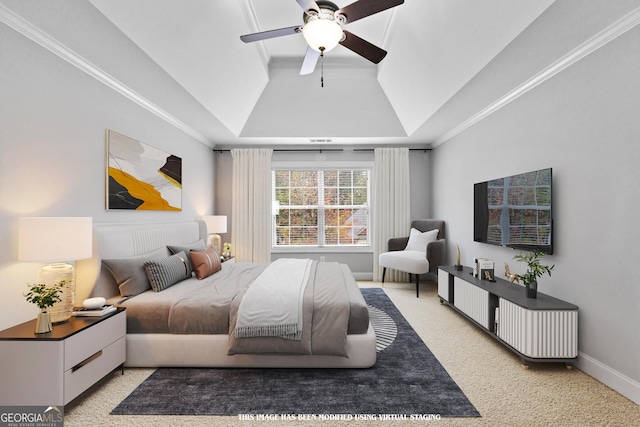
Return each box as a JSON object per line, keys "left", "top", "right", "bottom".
{"left": 380, "top": 220, "right": 446, "bottom": 297}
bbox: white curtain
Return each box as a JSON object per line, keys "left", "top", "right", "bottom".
{"left": 231, "top": 148, "right": 273, "bottom": 263}
{"left": 373, "top": 147, "right": 411, "bottom": 282}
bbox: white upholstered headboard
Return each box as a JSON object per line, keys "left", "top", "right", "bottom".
{"left": 76, "top": 220, "right": 207, "bottom": 301}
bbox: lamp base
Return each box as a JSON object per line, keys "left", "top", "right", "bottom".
{"left": 209, "top": 234, "right": 222, "bottom": 255}
{"left": 38, "top": 263, "right": 75, "bottom": 324}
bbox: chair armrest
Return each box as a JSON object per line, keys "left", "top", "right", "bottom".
{"left": 388, "top": 237, "right": 409, "bottom": 252}
{"left": 426, "top": 239, "right": 446, "bottom": 273}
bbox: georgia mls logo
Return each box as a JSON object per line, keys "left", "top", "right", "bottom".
{"left": 1, "top": 405, "right": 64, "bottom": 427}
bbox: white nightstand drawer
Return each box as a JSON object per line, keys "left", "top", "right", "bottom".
{"left": 64, "top": 310, "right": 126, "bottom": 371}
{"left": 64, "top": 336, "right": 126, "bottom": 404}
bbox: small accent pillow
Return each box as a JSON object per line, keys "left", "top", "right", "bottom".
{"left": 102, "top": 247, "right": 170, "bottom": 298}
{"left": 167, "top": 240, "right": 207, "bottom": 273}
{"left": 189, "top": 246, "right": 222, "bottom": 280}
{"left": 144, "top": 251, "right": 192, "bottom": 292}
{"left": 404, "top": 228, "right": 439, "bottom": 253}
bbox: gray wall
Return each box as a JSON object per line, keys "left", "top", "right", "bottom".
{"left": 431, "top": 0, "right": 640, "bottom": 405}
{"left": 0, "top": 5, "right": 216, "bottom": 330}
{"left": 214, "top": 148, "right": 432, "bottom": 278}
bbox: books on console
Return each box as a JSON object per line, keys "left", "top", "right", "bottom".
{"left": 72, "top": 305, "right": 116, "bottom": 317}
{"left": 473, "top": 257, "right": 495, "bottom": 281}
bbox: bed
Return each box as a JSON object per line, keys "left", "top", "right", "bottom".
{"left": 75, "top": 221, "right": 376, "bottom": 368}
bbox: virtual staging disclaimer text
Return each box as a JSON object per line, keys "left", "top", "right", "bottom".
{"left": 238, "top": 414, "right": 442, "bottom": 422}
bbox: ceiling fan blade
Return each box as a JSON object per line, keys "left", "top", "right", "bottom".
{"left": 240, "top": 25, "right": 302, "bottom": 43}
{"left": 337, "top": 0, "right": 404, "bottom": 24}
{"left": 300, "top": 47, "right": 321, "bottom": 75}
{"left": 339, "top": 30, "right": 387, "bottom": 64}
{"left": 296, "top": 0, "right": 320, "bottom": 13}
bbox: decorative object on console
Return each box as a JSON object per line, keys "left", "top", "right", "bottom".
{"left": 23, "top": 282, "right": 63, "bottom": 333}
{"left": 473, "top": 257, "right": 495, "bottom": 281}
{"left": 222, "top": 242, "right": 232, "bottom": 260}
{"left": 454, "top": 245, "right": 463, "bottom": 271}
{"left": 202, "top": 215, "right": 227, "bottom": 255}
{"left": 83, "top": 297, "right": 106, "bottom": 310}
{"left": 106, "top": 129, "right": 182, "bottom": 211}
{"left": 513, "top": 250, "right": 555, "bottom": 299}
{"left": 504, "top": 263, "right": 520, "bottom": 285}
{"left": 19, "top": 217, "right": 93, "bottom": 324}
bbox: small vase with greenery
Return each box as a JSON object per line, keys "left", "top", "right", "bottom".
{"left": 222, "top": 242, "right": 231, "bottom": 259}
{"left": 513, "top": 251, "right": 554, "bottom": 298}
{"left": 24, "top": 281, "right": 64, "bottom": 333}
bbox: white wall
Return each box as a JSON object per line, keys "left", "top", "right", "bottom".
{"left": 0, "top": 13, "right": 215, "bottom": 330}
{"left": 431, "top": 3, "right": 640, "bottom": 404}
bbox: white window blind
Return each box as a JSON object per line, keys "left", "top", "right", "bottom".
{"left": 272, "top": 167, "right": 370, "bottom": 248}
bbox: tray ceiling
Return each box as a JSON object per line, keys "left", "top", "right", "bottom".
{"left": 19, "top": 0, "right": 558, "bottom": 147}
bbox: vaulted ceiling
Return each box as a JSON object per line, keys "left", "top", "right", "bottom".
{"left": 10, "top": 0, "right": 558, "bottom": 148}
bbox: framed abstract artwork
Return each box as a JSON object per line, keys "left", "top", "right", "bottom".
{"left": 106, "top": 130, "right": 182, "bottom": 211}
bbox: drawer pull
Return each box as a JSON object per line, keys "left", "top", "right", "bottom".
{"left": 72, "top": 350, "right": 103, "bottom": 372}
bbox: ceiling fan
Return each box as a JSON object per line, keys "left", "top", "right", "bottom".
{"left": 240, "top": 0, "right": 404, "bottom": 75}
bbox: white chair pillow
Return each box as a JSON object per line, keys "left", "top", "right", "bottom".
{"left": 404, "top": 228, "right": 439, "bottom": 253}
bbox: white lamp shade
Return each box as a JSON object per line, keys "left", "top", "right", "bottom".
{"left": 202, "top": 215, "right": 227, "bottom": 234}
{"left": 302, "top": 19, "right": 343, "bottom": 52}
{"left": 19, "top": 217, "right": 93, "bottom": 262}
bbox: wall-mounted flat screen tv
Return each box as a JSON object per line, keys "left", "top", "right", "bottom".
{"left": 474, "top": 168, "right": 553, "bottom": 254}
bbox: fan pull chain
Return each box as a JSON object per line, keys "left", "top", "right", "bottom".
{"left": 320, "top": 47, "right": 325, "bottom": 88}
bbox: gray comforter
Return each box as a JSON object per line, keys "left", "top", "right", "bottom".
{"left": 119, "top": 261, "right": 369, "bottom": 357}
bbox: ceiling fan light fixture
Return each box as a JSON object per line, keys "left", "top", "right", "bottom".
{"left": 302, "top": 18, "right": 343, "bottom": 52}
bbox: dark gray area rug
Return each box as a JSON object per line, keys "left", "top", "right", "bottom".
{"left": 111, "top": 288, "right": 479, "bottom": 418}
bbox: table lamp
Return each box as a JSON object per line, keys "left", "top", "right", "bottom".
{"left": 19, "top": 217, "right": 93, "bottom": 323}
{"left": 202, "top": 215, "right": 227, "bottom": 255}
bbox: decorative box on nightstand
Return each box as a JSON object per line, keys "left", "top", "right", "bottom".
{"left": 0, "top": 308, "right": 126, "bottom": 406}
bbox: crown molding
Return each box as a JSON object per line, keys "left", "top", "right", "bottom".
{"left": 431, "top": 6, "right": 640, "bottom": 148}
{"left": 240, "top": 0, "right": 270, "bottom": 73}
{"left": 0, "top": 3, "right": 212, "bottom": 147}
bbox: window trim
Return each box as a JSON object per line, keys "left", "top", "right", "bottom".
{"left": 271, "top": 161, "right": 373, "bottom": 252}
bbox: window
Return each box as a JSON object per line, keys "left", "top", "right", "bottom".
{"left": 273, "top": 166, "right": 370, "bottom": 248}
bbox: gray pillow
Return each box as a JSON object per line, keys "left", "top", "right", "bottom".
{"left": 102, "top": 247, "right": 170, "bottom": 297}
{"left": 167, "top": 239, "right": 207, "bottom": 272}
{"left": 144, "top": 251, "right": 192, "bottom": 292}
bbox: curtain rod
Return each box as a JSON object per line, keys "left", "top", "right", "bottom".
{"left": 213, "top": 149, "right": 344, "bottom": 153}
{"left": 213, "top": 148, "right": 431, "bottom": 153}
{"left": 352, "top": 148, "right": 432, "bottom": 152}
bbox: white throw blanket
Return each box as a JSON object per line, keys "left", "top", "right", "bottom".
{"left": 234, "top": 258, "right": 312, "bottom": 340}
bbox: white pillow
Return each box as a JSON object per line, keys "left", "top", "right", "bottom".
{"left": 404, "top": 228, "right": 439, "bottom": 253}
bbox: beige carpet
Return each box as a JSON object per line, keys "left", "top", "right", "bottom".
{"left": 64, "top": 281, "right": 639, "bottom": 427}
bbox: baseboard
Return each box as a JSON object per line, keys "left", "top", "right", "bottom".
{"left": 577, "top": 351, "right": 640, "bottom": 405}
{"left": 353, "top": 272, "right": 373, "bottom": 281}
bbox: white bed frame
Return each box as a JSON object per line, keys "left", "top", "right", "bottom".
{"left": 76, "top": 221, "right": 376, "bottom": 368}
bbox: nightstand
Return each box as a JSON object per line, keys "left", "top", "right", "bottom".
{"left": 222, "top": 256, "right": 235, "bottom": 264}
{"left": 0, "top": 308, "right": 126, "bottom": 406}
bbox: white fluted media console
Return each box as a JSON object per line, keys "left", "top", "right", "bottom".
{"left": 438, "top": 266, "right": 578, "bottom": 369}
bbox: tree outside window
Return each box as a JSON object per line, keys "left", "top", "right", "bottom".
{"left": 273, "top": 168, "right": 370, "bottom": 247}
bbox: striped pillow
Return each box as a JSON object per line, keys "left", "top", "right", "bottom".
{"left": 189, "top": 246, "right": 222, "bottom": 280}
{"left": 144, "top": 251, "right": 192, "bottom": 292}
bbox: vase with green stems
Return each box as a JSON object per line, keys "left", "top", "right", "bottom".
{"left": 513, "top": 251, "right": 555, "bottom": 298}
